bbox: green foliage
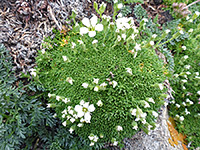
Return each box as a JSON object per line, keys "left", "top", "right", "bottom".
{"left": 35, "top": 8, "right": 171, "bottom": 147}
{"left": 121, "top": 5, "right": 132, "bottom": 17}
{"left": 0, "top": 44, "right": 95, "bottom": 150}
{"left": 163, "top": 0, "right": 198, "bottom": 6}
{"left": 133, "top": 4, "right": 148, "bottom": 20}
{"left": 168, "top": 11, "right": 200, "bottom": 149}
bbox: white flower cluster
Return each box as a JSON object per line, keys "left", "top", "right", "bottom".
{"left": 130, "top": 99, "right": 158, "bottom": 131}
{"left": 82, "top": 78, "right": 118, "bottom": 92}
{"left": 48, "top": 93, "right": 70, "bottom": 104}
{"left": 88, "top": 133, "right": 99, "bottom": 146}
{"left": 30, "top": 68, "right": 37, "bottom": 77}
{"left": 61, "top": 100, "right": 96, "bottom": 134}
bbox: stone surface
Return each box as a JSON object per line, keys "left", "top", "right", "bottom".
{"left": 122, "top": 106, "right": 184, "bottom": 150}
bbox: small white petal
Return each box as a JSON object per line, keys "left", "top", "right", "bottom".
{"left": 82, "top": 17, "right": 91, "bottom": 27}
{"left": 80, "top": 27, "right": 89, "bottom": 35}
{"left": 90, "top": 15, "right": 98, "bottom": 27}
{"left": 95, "top": 24, "right": 103, "bottom": 31}
{"left": 89, "top": 31, "right": 96, "bottom": 37}
{"left": 88, "top": 104, "right": 95, "bottom": 112}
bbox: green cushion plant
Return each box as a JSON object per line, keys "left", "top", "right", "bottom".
{"left": 35, "top": 2, "right": 183, "bottom": 148}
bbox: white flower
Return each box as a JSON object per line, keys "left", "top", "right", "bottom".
{"left": 126, "top": 68, "right": 133, "bottom": 75}
{"left": 53, "top": 113, "right": 57, "bottom": 118}
{"left": 182, "top": 86, "right": 186, "bottom": 90}
{"left": 116, "top": 125, "right": 123, "bottom": 131}
{"left": 171, "top": 100, "right": 175, "bottom": 104}
{"left": 186, "top": 71, "right": 191, "bottom": 75}
{"left": 181, "top": 79, "right": 187, "bottom": 83}
{"left": 143, "top": 18, "right": 148, "bottom": 22}
{"left": 147, "top": 98, "right": 155, "bottom": 104}
{"left": 112, "top": 81, "right": 118, "bottom": 88}
{"left": 183, "top": 55, "right": 188, "bottom": 59}
{"left": 93, "top": 78, "right": 99, "bottom": 84}
{"left": 142, "top": 119, "right": 146, "bottom": 124}
{"left": 117, "top": 35, "right": 121, "bottom": 41}
{"left": 179, "top": 116, "right": 184, "bottom": 121}
{"left": 121, "top": 34, "right": 126, "bottom": 40}
{"left": 182, "top": 102, "right": 186, "bottom": 106}
{"left": 152, "top": 34, "right": 157, "bottom": 38}
{"left": 92, "top": 40, "right": 98, "bottom": 44}
{"left": 56, "top": 96, "right": 61, "bottom": 101}
{"left": 141, "top": 112, "right": 147, "bottom": 118}
{"left": 71, "top": 42, "right": 76, "bottom": 48}
{"left": 134, "top": 43, "right": 141, "bottom": 51}
{"left": 150, "top": 41, "right": 154, "bottom": 46}
{"left": 131, "top": 34, "right": 136, "bottom": 40}
{"left": 195, "top": 72, "right": 199, "bottom": 76}
{"left": 188, "top": 29, "right": 193, "bottom": 33}
{"left": 130, "top": 108, "right": 136, "bottom": 116}
{"left": 78, "top": 40, "right": 84, "bottom": 44}
{"left": 184, "top": 65, "right": 191, "bottom": 69}
{"left": 41, "top": 49, "right": 45, "bottom": 54}
{"left": 185, "top": 108, "right": 190, "bottom": 115}
{"left": 182, "top": 46, "right": 186, "bottom": 50}
{"left": 148, "top": 125, "right": 153, "bottom": 131}
{"left": 69, "top": 118, "right": 75, "bottom": 123}
{"left": 63, "top": 98, "right": 70, "bottom": 103}
{"left": 69, "top": 127, "right": 74, "bottom": 134}
{"left": 69, "top": 110, "right": 74, "bottom": 115}
{"left": 74, "top": 101, "right": 95, "bottom": 123}
{"left": 62, "top": 121, "right": 67, "bottom": 126}
{"left": 100, "top": 82, "right": 107, "bottom": 87}
{"left": 97, "top": 100, "right": 103, "bottom": 107}
{"left": 30, "top": 69, "right": 37, "bottom": 77}
{"left": 176, "top": 104, "right": 180, "bottom": 108}
{"left": 47, "top": 103, "right": 51, "bottom": 108}
{"left": 189, "top": 19, "right": 193, "bottom": 22}
{"left": 62, "top": 56, "right": 68, "bottom": 61}
{"left": 102, "top": 15, "right": 111, "bottom": 21}
{"left": 197, "top": 91, "right": 200, "bottom": 95}
{"left": 77, "top": 123, "right": 83, "bottom": 127}
{"left": 68, "top": 106, "right": 72, "bottom": 111}
{"left": 179, "top": 30, "right": 184, "bottom": 34}
{"left": 93, "top": 136, "right": 99, "bottom": 142}
{"left": 88, "top": 134, "right": 94, "bottom": 140}
{"left": 144, "top": 101, "right": 150, "bottom": 108}
{"left": 158, "top": 83, "right": 164, "bottom": 90}
{"left": 80, "top": 15, "right": 103, "bottom": 37}
{"left": 132, "top": 125, "right": 138, "bottom": 130}
{"left": 165, "top": 29, "right": 170, "bottom": 34}
{"left": 89, "top": 142, "right": 94, "bottom": 146}
{"left": 117, "top": 3, "right": 123, "bottom": 9}
{"left": 116, "top": 17, "right": 130, "bottom": 30}
{"left": 152, "top": 111, "right": 158, "bottom": 117}
{"left": 66, "top": 77, "right": 73, "bottom": 85}
{"left": 94, "top": 86, "right": 99, "bottom": 92}
{"left": 113, "top": 0, "right": 118, "bottom": 3}
{"left": 113, "top": 141, "right": 118, "bottom": 146}
{"left": 135, "top": 118, "right": 140, "bottom": 121}
{"left": 195, "top": 11, "right": 200, "bottom": 16}
{"left": 62, "top": 109, "right": 67, "bottom": 114}
{"left": 82, "top": 83, "right": 89, "bottom": 88}
{"left": 48, "top": 93, "right": 52, "bottom": 98}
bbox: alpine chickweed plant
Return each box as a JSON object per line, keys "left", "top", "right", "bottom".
{"left": 35, "top": 1, "right": 183, "bottom": 148}
{"left": 168, "top": 11, "right": 200, "bottom": 149}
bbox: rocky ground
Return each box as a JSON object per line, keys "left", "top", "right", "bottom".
{"left": 0, "top": 0, "right": 193, "bottom": 149}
